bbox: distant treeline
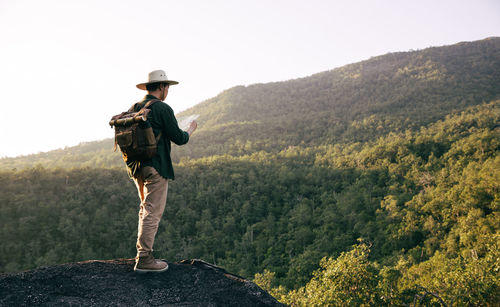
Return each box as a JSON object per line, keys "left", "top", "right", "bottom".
{"left": 1, "top": 101, "right": 498, "bottom": 305}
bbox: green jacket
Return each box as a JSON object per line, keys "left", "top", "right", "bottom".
{"left": 127, "top": 95, "right": 189, "bottom": 180}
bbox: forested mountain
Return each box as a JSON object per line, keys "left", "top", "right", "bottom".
{"left": 176, "top": 37, "right": 499, "bottom": 157}
{"left": 1, "top": 38, "right": 499, "bottom": 305}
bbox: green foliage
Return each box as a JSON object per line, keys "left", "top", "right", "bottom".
{"left": 257, "top": 240, "right": 499, "bottom": 306}
{"left": 399, "top": 243, "right": 500, "bottom": 306}
{"left": 0, "top": 167, "right": 138, "bottom": 271}
{"left": 285, "top": 243, "right": 382, "bottom": 306}
{"left": 253, "top": 101, "right": 500, "bottom": 305}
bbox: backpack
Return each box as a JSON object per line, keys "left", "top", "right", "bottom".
{"left": 109, "top": 99, "right": 162, "bottom": 162}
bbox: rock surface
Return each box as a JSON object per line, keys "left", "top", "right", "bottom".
{"left": 0, "top": 259, "right": 284, "bottom": 306}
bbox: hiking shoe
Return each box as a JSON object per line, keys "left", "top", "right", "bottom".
{"left": 134, "top": 253, "right": 168, "bottom": 273}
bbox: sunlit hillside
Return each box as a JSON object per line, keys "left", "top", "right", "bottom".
{"left": 176, "top": 37, "right": 500, "bottom": 157}
{"left": 1, "top": 37, "right": 499, "bottom": 169}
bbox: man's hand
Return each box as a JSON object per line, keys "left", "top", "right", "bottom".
{"left": 187, "top": 120, "right": 197, "bottom": 136}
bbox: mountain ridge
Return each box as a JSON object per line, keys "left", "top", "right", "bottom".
{"left": 1, "top": 37, "right": 499, "bottom": 169}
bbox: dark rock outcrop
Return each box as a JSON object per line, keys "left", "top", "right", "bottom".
{"left": 0, "top": 259, "right": 284, "bottom": 306}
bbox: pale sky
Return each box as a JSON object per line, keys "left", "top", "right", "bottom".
{"left": 0, "top": 0, "right": 499, "bottom": 157}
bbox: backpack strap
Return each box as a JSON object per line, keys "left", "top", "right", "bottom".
{"left": 128, "top": 98, "right": 161, "bottom": 111}
{"left": 144, "top": 98, "right": 160, "bottom": 109}
{"left": 132, "top": 99, "right": 163, "bottom": 142}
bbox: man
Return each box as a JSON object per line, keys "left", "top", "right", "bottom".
{"left": 129, "top": 69, "right": 197, "bottom": 273}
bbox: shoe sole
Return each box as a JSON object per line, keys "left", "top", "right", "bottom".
{"left": 134, "top": 263, "right": 169, "bottom": 273}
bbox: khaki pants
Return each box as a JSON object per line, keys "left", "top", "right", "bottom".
{"left": 133, "top": 166, "right": 168, "bottom": 258}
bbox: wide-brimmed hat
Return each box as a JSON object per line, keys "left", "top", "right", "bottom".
{"left": 136, "top": 69, "right": 179, "bottom": 90}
